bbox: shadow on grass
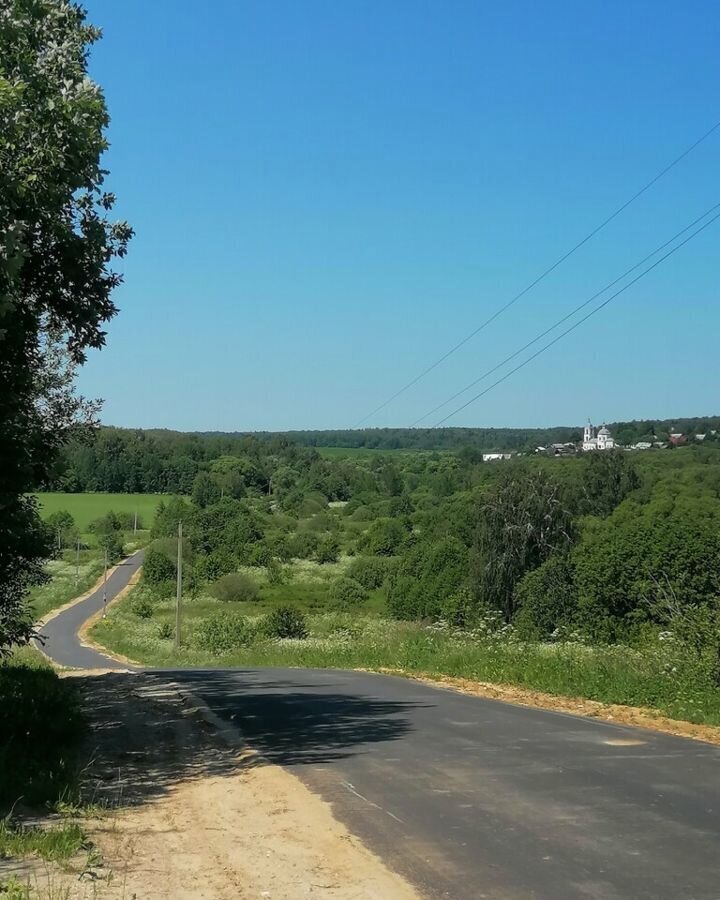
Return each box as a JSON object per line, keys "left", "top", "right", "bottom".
{"left": 70, "top": 669, "right": 427, "bottom": 809}
{"left": 0, "top": 664, "right": 84, "bottom": 810}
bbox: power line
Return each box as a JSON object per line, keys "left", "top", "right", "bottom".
{"left": 353, "top": 117, "right": 720, "bottom": 427}
{"left": 433, "top": 207, "right": 720, "bottom": 427}
{"left": 412, "top": 200, "right": 720, "bottom": 426}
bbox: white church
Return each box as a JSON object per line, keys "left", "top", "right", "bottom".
{"left": 582, "top": 421, "right": 615, "bottom": 452}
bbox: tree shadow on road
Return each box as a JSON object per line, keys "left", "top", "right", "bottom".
{"left": 169, "top": 669, "right": 428, "bottom": 766}
{"left": 72, "top": 669, "right": 427, "bottom": 810}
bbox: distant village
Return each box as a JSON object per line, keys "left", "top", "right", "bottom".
{"left": 481, "top": 421, "right": 717, "bottom": 462}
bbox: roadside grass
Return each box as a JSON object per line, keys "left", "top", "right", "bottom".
{"left": 0, "top": 819, "right": 86, "bottom": 864}
{"left": 29, "top": 552, "right": 104, "bottom": 623}
{"left": 30, "top": 536, "right": 148, "bottom": 623}
{"left": 0, "top": 655, "right": 86, "bottom": 809}
{"left": 34, "top": 492, "right": 163, "bottom": 532}
{"left": 93, "top": 581, "right": 720, "bottom": 727}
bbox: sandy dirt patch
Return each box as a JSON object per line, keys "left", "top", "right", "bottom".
{"left": 5, "top": 673, "right": 420, "bottom": 900}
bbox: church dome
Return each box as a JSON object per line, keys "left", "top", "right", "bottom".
{"left": 598, "top": 425, "right": 611, "bottom": 436}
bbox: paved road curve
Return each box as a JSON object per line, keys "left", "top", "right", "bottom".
{"left": 41, "top": 560, "right": 720, "bottom": 899}
{"left": 39, "top": 551, "right": 142, "bottom": 669}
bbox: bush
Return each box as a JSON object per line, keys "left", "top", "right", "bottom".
{"left": 209, "top": 572, "right": 260, "bottom": 603}
{"left": 266, "top": 558, "right": 285, "bottom": 586}
{"left": 514, "top": 554, "right": 577, "bottom": 639}
{"left": 329, "top": 577, "right": 368, "bottom": 608}
{"left": 363, "top": 517, "right": 407, "bottom": 556}
{"left": 195, "top": 548, "right": 238, "bottom": 581}
{"left": 143, "top": 546, "right": 177, "bottom": 586}
{"left": 262, "top": 606, "right": 308, "bottom": 639}
{"left": 349, "top": 505, "right": 374, "bottom": 522}
{"left": 247, "top": 543, "right": 272, "bottom": 567}
{"left": 347, "top": 556, "right": 393, "bottom": 590}
{"left": 387, "top": 537, "right": 469, "bottom": 620}
{"left": 315, "top": 535, "right": 340, "bottom": 564}
{"left": 131, "top": 595, "right": 154, "bottom": 619}
{"left": 288, "top": 531, "right": 319, "bottom": 560}
{"left": 157, "top": 622, "right": 173, "bottom": 640}
{"left": 192, "top": 612, "right": 255, "bottom": 653}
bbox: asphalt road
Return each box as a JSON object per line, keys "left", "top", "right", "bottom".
{"left": 168, "top": 668, "right": 720, "bottom": 900}
{"left": 39, "top": 550, "right": 143, "bottom": 669}
{"left": 41, "top": 557, "right": 720, "bottom": 899}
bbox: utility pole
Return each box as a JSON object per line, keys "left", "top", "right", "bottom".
{"left": 175, "top": 521, "right": 183, "bottom": 650}
{"left": 75, "top": 538, "right": 80, "bottom": 586}
{"left": 133, "top": 510, "right": 138, "bottom": 534}
{"left": 102, "top": 548, "right": 108, "bottom": 618}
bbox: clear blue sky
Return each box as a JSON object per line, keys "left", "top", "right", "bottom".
{"left": 79, "top": 0, "right": 719, "bottom": 432}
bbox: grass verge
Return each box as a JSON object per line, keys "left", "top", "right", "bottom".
{"left": 92, "top": 583, "right": 720, "bottom": 727}
{"left": 0, "top": 819, "right": 86, "bottom": 864}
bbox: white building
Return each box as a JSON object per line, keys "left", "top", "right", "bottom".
{"left": 582, "top": 421, "right": 615, "bottom": 452}
{"left": 483, "top": 452, "right": 512, "bottom": 462}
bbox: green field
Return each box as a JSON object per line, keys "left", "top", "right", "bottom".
{"left": 316, "top": 446, "right": 424, "bottom": 458}
{"left": 34, "top": 492, "right": 164, "bottom": 531}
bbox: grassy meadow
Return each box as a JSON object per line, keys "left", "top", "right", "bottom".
{"left": 34, "top": 492, "right": 163, "bottom": 531}
{"left": 28, "top": 492, "right": 158, "bottom": 621}
{"left": 92, "top": 563, "right": 720, "bottom": 728}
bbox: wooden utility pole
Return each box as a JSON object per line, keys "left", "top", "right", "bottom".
{"left": 102, "top": 548, "right": 108, "bottom": 618}
{"left": 76, "top": 538, "right": 80, "bottom": 586}
{"left": 133, "top": 510, "right": 138, "bottom": 534}
{"left": 175, "top": 521, "right": 183, "bottom": 650}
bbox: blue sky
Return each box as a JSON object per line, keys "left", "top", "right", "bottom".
{"left": 79, "top": 0, "right": 720, "bottom": 432}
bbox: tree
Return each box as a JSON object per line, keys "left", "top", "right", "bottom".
{"left": 192, "top": 472, "right": 221, "bottom": 508}
{"left": 92, "top": 514, "right": 124, "bottom": 564}
{"left": 0, "top": 1, "right": 131, "bottom": 652}
{"left": 46, "top": 510, "right": 77, "bottom": 549}
{"left": 143, "top": 545, "right": 177, "bottom": 586}
{"left": 580, "top": 451, "right": 640, "bottom": 518}
{"left": 472, "top": 470, "right": 574, "bottom": 621}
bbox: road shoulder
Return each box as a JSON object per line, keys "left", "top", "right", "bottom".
{"left": 69, "top": 672, "right": 421, "bottom": 900}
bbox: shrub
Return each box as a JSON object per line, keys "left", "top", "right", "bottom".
{"left": 315, "top": 535, "right": 340, "bottom": 564}
{"left": 157, "top": 622, "right": 173, "bottom": 640}
{"left": 266, "top": 558, "right": 285, "bottom": 586}
{"left": 268, "top": 534, "right": 292, "bottom": 562}
{"left": 288, "top": 531, "right": 319, "bottom": 560}
{"left": 195, "top": 548, "right": 238, "bottom": 581}
{"left": 349, "top": 505, "right": 373, "bottom": 522}
{"left": 143, "top": 545, "right": 177, "bottom": 586}
{"left": 363, "top": 517, "right": 407, "bottom": 556}
{"left": 131, "top": 595, "right": 154, "bottom": 619}
{"left": 514, "top": 554, "right": 577, "bottom": 640}
{"left": 192, "top": 612, "right": 255, "bottom": 653}
{"left": 329, "top": 577, "right": 368, "bottom": 608}
{"left": 387, "top": 537, "right": 469, "bottom": 620}
{"left": 247, "top": 543, "right": 272, "bottom": 567}
{"left": 262, "top": 606, "right": 308, "bottom": 639}
{"left": 441, "top": 588, "right": 476, "bottom": 628}
{"left": 209, "top": 572, "right": 260, "bottom": 603}
{"left": 347, "top": 556, "right": 393, "bottom": 590}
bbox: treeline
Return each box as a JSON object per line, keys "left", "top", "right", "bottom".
{"left": 251, "top": 426, "right": 582, "bottom": 452}
{"left": 47, "top": 426, "right": 412, "bottom": 501}
{"left": 252, "top": 418, "right": 720, "bottom": 452}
